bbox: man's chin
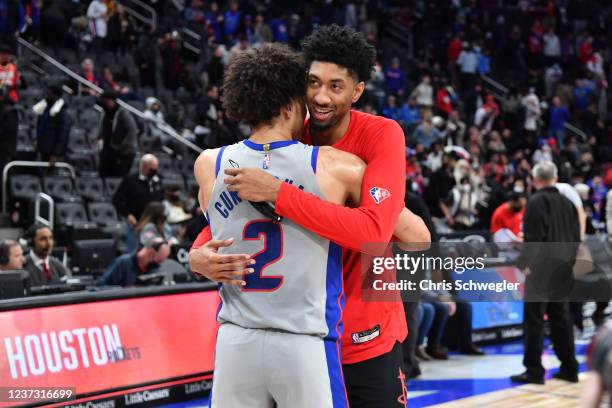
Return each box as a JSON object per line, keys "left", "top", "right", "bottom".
{"left": 309, "top": 119, "right": 334, "bottom": 132}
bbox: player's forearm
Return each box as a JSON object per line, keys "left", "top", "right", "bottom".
{"left": 275, "top": 183, "right": 402, "bottom": 253}
{"left": 393, "top": 208, "right": 431, "bottom": 251}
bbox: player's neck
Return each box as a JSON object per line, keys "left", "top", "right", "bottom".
{"left": 311, "top": 110, "right": 351, "bottom": 146}
{"left": 249, "top": 124, "right": 293, "bottom": 144}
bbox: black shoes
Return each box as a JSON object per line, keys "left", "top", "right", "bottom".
{"left": 552, "top": 371, "right": 579, "bottom": 383}
{"left": 426, "top": 345, "right": 449, "bottom": 360}
{"left": 510, "top": 372, "right": 545, "bottom": 385}
{"left": 460, "top": 344, "right": 485, "bottom": 356}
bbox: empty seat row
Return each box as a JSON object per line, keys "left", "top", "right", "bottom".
{"left": 56, "top": 201, "right": 120, "bottom": 226}
{"left": 9, "top": 175, "right": 121, "bottom": 202}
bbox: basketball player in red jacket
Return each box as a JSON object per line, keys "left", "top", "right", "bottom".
{"left": 191, "top": 25, "right": 427, "bottom": 407}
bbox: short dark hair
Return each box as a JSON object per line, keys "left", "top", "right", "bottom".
{"left": 26, "top": 223, "right": 50, "bottom": 243}
{"left": 301, "top": 24, "right": 376, "bottom": 82}
{"left": 222, "top": 43, "right": 306, "bottom": 127}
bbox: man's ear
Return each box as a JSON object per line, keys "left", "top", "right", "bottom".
{"left": 281, "top": 104, "right": 292, "bottom": 120}
{"left": 352, "top": 81, "right": 365, "bottom": 104}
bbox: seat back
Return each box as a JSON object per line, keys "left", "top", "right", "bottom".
{"left": 88, "top": 202, "right": 119, "bottom": 225}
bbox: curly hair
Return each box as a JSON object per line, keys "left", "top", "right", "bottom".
{"left": 222, "top": 43, "right": 306, "bottom": 127}
{"left": 301, "top": 24, "right": 376, "bottom": 82}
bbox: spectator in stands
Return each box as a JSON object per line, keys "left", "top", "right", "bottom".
{"left": 97, "top": 235, "right": 170, "bottom": 287}
{"left": 134, "top": 34, "right": 156, "bottom": 88}
{"left": 112, "top": 154, "right": 163, "bottom": 252}
{"left": 521, "top": 87, "right": 541, "bottom": 142}
{"left": 163, "top": 186, "right": 192, "bottom": 224}
{"left": 384, "top": 57, "right": 406, "bottom": 97}
{"left": 97, "top": 90, "right": 138, "bottom": 177}
{"left": 33, "top": 82, "right": 72, "bottom": 164}
{"left": 435, "top": 82, "right": 456, "bottom": 118}
{"left": 0, "top": 43, "right": 19, "bottom": 103}
{"left": 474, "top": 94, "right": 500, "bottom": 136}
{"left": 418, "top": 289, "right": 454, "bottom": 360}
{"left": 425, "top": 150, "right": 459, "bottom": 221}
{"left": 106, "top": 3, "right": 135, "bottom": 55}
{"left": 543, "top": 27, "right": 561, "bottom": 66}
{"left": 0, "top": 1, "right": 24, "bottom": 35}
{"left": 87, "top": 0, "right": 108, "bottom": 55}
{"left": 382, "top": 94, "right": 400, "bottom": 121}
{"left": 549, "top": 96, "right": 570, "bottom": 148}
{"left": 447, "top": 159, "right": 483, "bottom": 230}
{"left": 490, "top": 191, "right": 526, "bottom": 242}
{"left": 160, "top": 30, "right": 182, "bottom": 91}
{"left": 79, "top": 58, "right": 102, "bottom": 95}
{"left": 456, "top": 42, "right": 479, "bottom": 91}
{"left": 136, "top": 201, "right": 174, "bottom": 245}
{"left": 101, "top": 66, "right": 143, "bottom": 101}
{"left": 398, "top": 97, "right": 421, "bottom": 130}
{"left": 413, "top": 116, "right": 443, "bottom": 150}
{"left": 252, "top": 13, "right": 272, "bottom": 45}
{"left": 0, "top": 84, "right": 18, "bottom": 188}
{"left": 143, "top": 97, "right": 164, "bottom": 123}
{"left": 39, "top": 2, "right": 66, "bottom": 47}
{"left": 0, "top": 239, "right": 25, "bottom": 271}
{"left": 23, "top": 224, "right": 68, "bottom": 286}
{"left": 223, "top": 0, "right": 242, "bottom": 43}
{"left": 411, "top": 74, "right": 433, "bottom": 112}
{"left": 228, "top": 34, "right": 251, "bottom": 62}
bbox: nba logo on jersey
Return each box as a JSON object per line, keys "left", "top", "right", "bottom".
{"left": 263, "top": 154, "right": 271, "bottom": 169}
{"left": 370, "top": 187, "right": 390, "bottom": 204}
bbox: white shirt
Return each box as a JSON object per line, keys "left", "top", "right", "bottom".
{"left": 543, "top": 33, "right": 561, "bottom": 57}
{"left": 522, "top": 93, "right": 541, "bottom": 131}
{"left": 457, "top": 50, "right": 479, "bottom": 74}
{"left": 412, "top": 82, "right": 433, "bottom": 107}
{"left": 28, "top": 251, "right": 49, "bottom": 272}
{"left": 87, "top": 1, "right": 108, "bottom": 38}
{"left": 556, "top": 182, "right": 583, "bottom": 209}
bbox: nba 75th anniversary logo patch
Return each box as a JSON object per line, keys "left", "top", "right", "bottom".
{"left": 370, "top": 187, "right": 390, "bottom": 204}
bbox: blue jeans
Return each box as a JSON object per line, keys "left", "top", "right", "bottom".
{"left": 417, "top": 302, "right": 435, "bottom": 345}
{"left": 126, "top": 223, "right": 137, "bottom": 253}
{"left": 423, "top": 301, "right": 449, "bottom": 347}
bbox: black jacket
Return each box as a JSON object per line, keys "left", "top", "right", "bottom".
{"left": 112, "top": 173, "right": 164, "bottom": 219}
{"left": 99, "top": 107, "right": 138, "bottom": 155}
{"left": 0, "top": 99, "right": 18, "bottom": 159}
{"left": 521, "top": 186, "right": 580, "bottom": 244}
{"left": 517, "top": 186, "right": 580, "bottom": 299}
{"left": 35, "top": 99, "right": 72, "bottom": 157}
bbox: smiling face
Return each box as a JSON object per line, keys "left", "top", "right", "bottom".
{"left": 306, "top": 61, "right": 364, "bottom": 132}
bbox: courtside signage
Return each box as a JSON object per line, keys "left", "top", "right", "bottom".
{"left": 0, "top": 292, "right": 219, "bottom": 403}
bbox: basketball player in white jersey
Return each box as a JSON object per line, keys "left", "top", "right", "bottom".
{"left": 195, "top": 44, "right": 425, "bottom": 408}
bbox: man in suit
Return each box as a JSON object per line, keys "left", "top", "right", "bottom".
{"left": 23, "top": 224, "right": 68, "bottom": 286}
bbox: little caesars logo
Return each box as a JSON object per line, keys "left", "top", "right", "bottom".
{"left": 124, "top": 389, "right": 170, "bottom": 406}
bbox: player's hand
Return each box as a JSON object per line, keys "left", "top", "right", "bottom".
{"left": 188, "top": 238, "right": 256, "bottom": 286}
{"left": 224, "top": 168, "right": 282, "bottom": 202}
{"left": 443, "top": 301, "right": 457, "bottom": 316}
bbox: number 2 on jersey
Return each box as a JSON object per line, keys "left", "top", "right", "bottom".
{"left": 242, "top": 220, "right": 284, "bottom": 291}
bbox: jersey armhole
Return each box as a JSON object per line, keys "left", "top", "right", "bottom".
{"left": 215, "top": 146, "right": 227, "bottom": 177}
{"left": 311, "top": 146, "right": 319, "bottom": 174}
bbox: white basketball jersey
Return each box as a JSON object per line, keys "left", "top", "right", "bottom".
{"left": 206, "top": 139, "right": 344, "bottom": 340}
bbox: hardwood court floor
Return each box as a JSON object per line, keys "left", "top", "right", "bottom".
{"left": 430, "top": 377, "right": 585, "bottom": 408}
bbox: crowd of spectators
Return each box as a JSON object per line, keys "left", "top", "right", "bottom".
{"left": 1, "top": 0, "right": 612, "bottom": 386}
{"left": 9, "top": 0, "right": 606, "bottom": 236}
